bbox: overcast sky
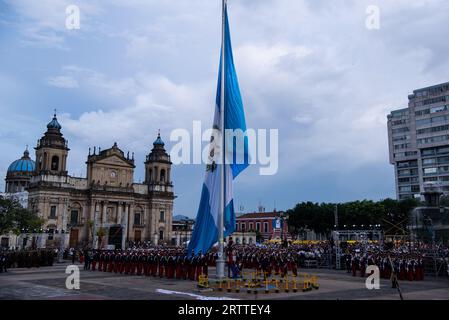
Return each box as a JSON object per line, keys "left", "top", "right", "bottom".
{"left": 1, "top": 0, "right": 449, "bottom": 217}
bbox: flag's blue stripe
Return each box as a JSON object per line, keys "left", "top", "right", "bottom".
{"left": 188, "top": 184, "right": 235, "bottom": 255}
{"left": 188, "top": 184, "right": 218, "bottom": 255}
{"left": 215, "top": 8, "right": 249, "bottom": 179}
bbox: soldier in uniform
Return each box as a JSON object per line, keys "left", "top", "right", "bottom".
{"left": 0, "top": 252, "right": 6, "bottom": 273}
{"left": 160, "top": 253, "right": 167, "bottom": 278}
{"left": 189, "top": 252, "right": 196, "bottom": 281}
{"left": 166, "top": 253, "right": 175, "bottom": 279}
{"left": 407, "top": 258, "right": 414, "bottom": 281}
{"left": 32, "top": 250, "right": 39, "bottom": 268}
{"left": 114, "top": 252, "right": 121, "bottom": 273}
{"left": 98, "top": 251, "right": 104, "bottom": 271}
{"left": 104, "top": 251, "right": 110, "bottom": 272}
{"left": 360, "top": 256, "right": 366, "bottom": 277}
{"left": 124, "top": 252, "right": 131, "bottom": 274}
{"left": 351, "top": 254, "right": 358, "bottom": 277}
{"left": 345, "top": 253, "right": 351, "bottom": 273}
{"left": 107, "top": 251, "right": 114, "bottom": 272}
{"left": 194, "top": 251, "right": 203, "bottom": 280}
{"left": 202, "top": 253, "right": 209, "bottom": 277}
{"left": 131, "top": 252, "right": 139, "bottom": 275}
{"left": 183, "top": 253, "right": 190, "bottom": 280}
{"left": 152, "top": 253, "right": 158, "bottom": 277}
{"left": 398, "top": 258, "right": 406, "bottom": 281}
{"left": 91, "top": 250, "right": 98, "bottom": 271}
{"left": 48, "top": 250, "right": 54, "bottom": 266}
{"left": 175, "top": 252, "right": 183, "bottom": 279}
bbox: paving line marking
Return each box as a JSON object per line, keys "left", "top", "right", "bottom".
{"left": 156, "top": 289, "right": 239, "bottom": 300}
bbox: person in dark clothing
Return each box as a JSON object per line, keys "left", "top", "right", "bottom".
{"left": 83, "top": 249, "right": 90, "bottom": 270}
{"left": 0, "top": 252, "right": 6, "bottom": 272}
{"left": 72, "top": 250, "right": 76, "bottom": 264}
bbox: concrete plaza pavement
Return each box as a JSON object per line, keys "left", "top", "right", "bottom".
{"left": 0, "top": 262, "right": 448, "bottom": 300}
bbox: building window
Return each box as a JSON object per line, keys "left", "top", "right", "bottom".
{"left": 50, "top": 206, "right": 57, "bottom": 219}
{"left": 51, "top": 155, "right": 59, "bottom": 171}
{"left": 159, "top": 230, "right": 164, "bottom": 240}
{"left": 422, "top": 158, "right": 437, "bottom": 165}
{"left": 263, "top": 222, "right": 268, "bottom": 233}
{"left": 256, "top": 222, "right": 260, "bottom": 231}
{"left": 160, "top": 169, "right": 166, "bottom": 183}
{"left": 424, "top": 167, "right": 438, "bottom": 175}
{"left": 249, "top": 222, "right": 254, "bottom": 231}
{"left": 235, "top": 223, "right": 239, "bottom": 231}
{"left": 159, "top": 211, "right": 165, "bottom": 222}
{"left": 70, "top": 210, "right": 78, "bottom": 225}
{"left": 241, "top": 223, "right": 245, "bottom": 231}
{"left": 48, "top": 229, "right": 54, "bottom": 241}
{"left": 134, "top": 213, "right": 141, "bottom": 226}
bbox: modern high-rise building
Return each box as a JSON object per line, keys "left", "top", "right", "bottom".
{"left": 388, "top": 82, "right": 449, "bottom": 200}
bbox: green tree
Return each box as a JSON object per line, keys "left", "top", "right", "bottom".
{"left": 0, "top": 196, "right": 44, "bottom": 235}
{"left": 287, "top": 198, "right": 420, "bottom": 236}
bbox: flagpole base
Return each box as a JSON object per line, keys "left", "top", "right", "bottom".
{"left": 216, "top": 258, "right": 225, "bottom": 279}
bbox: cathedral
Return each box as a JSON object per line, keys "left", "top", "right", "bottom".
{"left": 5, "top": 113, "right": 175, "bottom": 249}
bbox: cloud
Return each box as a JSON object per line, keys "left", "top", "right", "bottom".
{"left": 47, "top": 76, "right": 79, "bottom": 88}
{"left": 2, "top": 0, "right": 449, "bottom": 214}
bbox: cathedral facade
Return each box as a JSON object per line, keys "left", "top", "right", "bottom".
{"left": 26, "top": 114, "right": 174, "bottom": 249}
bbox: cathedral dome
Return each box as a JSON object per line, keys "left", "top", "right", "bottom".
{"left": 7, "top": 148, "right": 35, "bottom": 173}
{"left": 153, "top": 132, "right": 165, "bottom": 146}
{"left": 47, "top": 113, "right": 62, "bottom": 130}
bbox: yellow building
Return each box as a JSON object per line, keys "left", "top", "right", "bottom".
{"left": 27, "top": 113, "right": 175, "bottom": 249}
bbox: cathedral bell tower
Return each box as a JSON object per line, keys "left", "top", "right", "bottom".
{"left": 144, "top": 132, "right": 172, "bottom": 190}
{"left": 145, "top": 131, "right": 174, "bottom": 245}
{"left": 34, "top": 112, "right": 69, "bottom": 175}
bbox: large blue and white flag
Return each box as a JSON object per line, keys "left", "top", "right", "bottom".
{"left": 188, "top": 4, "right": 249, "bottom": 255}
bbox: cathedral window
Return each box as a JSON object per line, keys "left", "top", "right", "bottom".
{"left": 50, "top": 206, "right": 57, "bottom": 219}
{"left": 160, "top": 169, "right": 166, "bottom": 183}
{"left": 51, "top": 155, "right": 59, "bottom": 171}
{"left": 134, "top": 213, "right": 141, "bottom": 226}
{"left": 159, "top": 230, "right": 164, "bottom": 240}
{"left": 70, "top": 210, "right": 79, "bottom": 225}
{"left": 159, "top": 211, "right": 165, "bottom": 222}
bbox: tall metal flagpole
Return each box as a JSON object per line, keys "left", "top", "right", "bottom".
{"left": 216, "top": 0, "right": 227, "bottom": 279}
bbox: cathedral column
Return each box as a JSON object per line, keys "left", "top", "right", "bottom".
{"left": 102, "top": 201, "right": 108, "bottom": 226}
{"left": 122, "top": 203, "right": 129, "bottom": 249}
{"left": 150, "top": 207, "right": 157, "bottom": 245}
{"left": 62, "top": 198, "right": 69, "bottom": 248}
{"left": 62, "top": 155, "right": 67, "bottom": 173}
{"left": 88, "top": 200, "right": 96, "bottom": 242}
{"left": 117, "top": 202, "right": 123, "bottom": 226}
{"left": 128, "top": 204, "right": 134, "bottom": 242}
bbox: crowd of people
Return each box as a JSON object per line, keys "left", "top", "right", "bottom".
{"left": 83, "top": 248, "right": 212, "bottom": 281}
{"left": 2, "top": 240, "right": 449, "bottom": 281}
{"left": 344, "top": 253, "right": 425, "bottom": 281}
{"left": 0, "top": 249, "right": 55, "bottom": 271}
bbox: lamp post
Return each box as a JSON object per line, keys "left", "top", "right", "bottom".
{"left": 57, "top": 224, "right": 71, "bottom": 263}
{"left": 184, "top": 220, "right": 189, "bottom": 248}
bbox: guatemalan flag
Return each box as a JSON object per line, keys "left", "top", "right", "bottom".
{"left": 188, "top": 4, "right": 249, "bottom": 255}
